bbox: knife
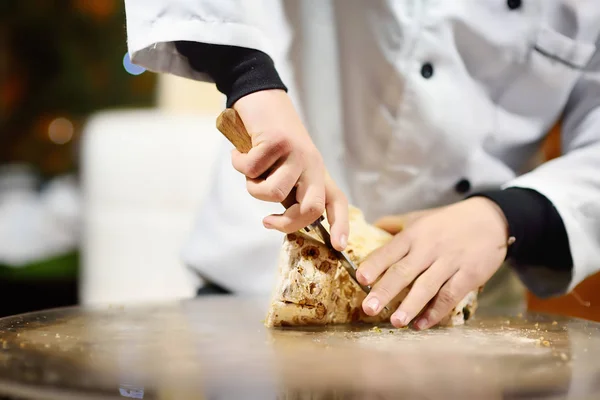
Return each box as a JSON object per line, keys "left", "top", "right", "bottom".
{"left": 215, "top": 108, "right": 373, "bottom": 296}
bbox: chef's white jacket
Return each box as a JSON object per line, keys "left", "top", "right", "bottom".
{"left": 123, "top": 0, "right": 600, "bottom": 299}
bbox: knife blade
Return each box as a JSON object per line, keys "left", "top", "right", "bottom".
{"left": 304, "top": 216, "right": 372, "bottom": 294}
{"left": 215, "top": 108, "right": 372, "bottom": 296}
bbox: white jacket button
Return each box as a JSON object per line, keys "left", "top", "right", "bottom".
{"left": 421, "top": 63, "right": 434, "bottom": 79}
{"left": 454, "top": 178, "right": 471, "bottom": 194}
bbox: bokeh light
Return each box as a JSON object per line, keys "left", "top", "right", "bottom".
{"left": 48, "top": 118, "right": 74, "bottom": 145}
{"left": 123, "top": 52, "right": 146, "bottom": 76}
{"left": 74, "top": 0, "right": 117, "bottom": 21}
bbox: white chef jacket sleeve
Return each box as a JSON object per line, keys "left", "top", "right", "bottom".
{"left": 123, "top": 0, "right": 283, "bottom": 83}
{"left": 503, "top": 47, "right": 600, "bottom": 298}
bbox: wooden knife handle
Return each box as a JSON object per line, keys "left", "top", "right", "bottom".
{"left": 216, "top": 108, "right": 297, "bottom": 209}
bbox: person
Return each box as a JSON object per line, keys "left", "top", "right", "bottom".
{"left": 123, "top": 1, "right": 600, "bottom": 329}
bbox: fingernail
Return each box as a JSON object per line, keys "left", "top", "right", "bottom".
{"left": 263, "top": 221, "right": 273, "bottom": 229}
{"left": 339, "top": 234, "right": 348, "bottom": 250}
{"left": 365, "top": 297, "right": 380, "bottom": 314}
{"left": 392, "top": 311, "right": 408, "bottom": 326}
{"left": 416, "top": 317, "right": 428, "bottom": 330}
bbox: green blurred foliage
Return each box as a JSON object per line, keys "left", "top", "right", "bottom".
{"left": 0, "top": 0, "right": 156, "bottom": 177}
{"left": 0, "top": 1, "right": 156, "bottom": 299}
{"left": 0, "top": 252, "right": 79, "bottom": 281}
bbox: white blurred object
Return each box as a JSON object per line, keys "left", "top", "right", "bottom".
{"left": 156, "top": 73, "right": 224, "bottom": 114}
{"left": 0, "top": 164, "right": 80, "bottom": 266}
{"left": 80, "top": 108, "right": 225, "bottom": 305}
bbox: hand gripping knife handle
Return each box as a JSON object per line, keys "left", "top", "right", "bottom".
{"left": 215, "top": 108, "right": 374, "bottom": 297}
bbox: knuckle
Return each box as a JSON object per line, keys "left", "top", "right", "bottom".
{"left": 270, "top": 135, "right": 293, "bottom": 156}
{"left": 270, "top": 185, "right": 287, "bottom": 203}
{"left": 422, "top": 309, "right": 439, "bottom": 326}
{"left": 306, "top": 198, "right": 326, "bottom": 217}
{"left": 401, "top": 227, "right": 417, "bottom": 243}
{"left": 462, "top": 267, "right": 480, "bottom": 283}
{"left": 374, "top": 285, "right": 394, "bottom": 301}
{"left": 245, "top": 160, "right": 263, "bottom": 179}
{"left": 437, "top": 289, "right": 457, "bottom": 307}
{"left": 390, "top": 234, "right": 410, "bottom": 254}
{"left": 414, "top": 276, "right": 438, "bottom": 296}
{"left": 389, "top": 262, "right": 413, "bottom": 283}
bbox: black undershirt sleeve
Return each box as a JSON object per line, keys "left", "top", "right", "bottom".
{"left": 469, "top": 188, "right": 573, "bottom": 270}
{"left": 175, "top": 41, "right": 574, "bottom": 273}
{"left": 174, "top": 41, "right": 287, "bottom": 108}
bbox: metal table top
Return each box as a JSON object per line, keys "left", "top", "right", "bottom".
{"left": 0, "top": 296, "right": 598, "bottom": 399}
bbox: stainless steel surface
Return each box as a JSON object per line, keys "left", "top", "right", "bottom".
{"left": 305, "top": 216, "right": 370, "bottom": 294}
{"left": 0, "top": 297, "right": 599, "bottom": 399}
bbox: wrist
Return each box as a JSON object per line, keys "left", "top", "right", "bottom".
{"left": 176, "top": 42, "right": 287, "bottom": 108}
{"left": 466, "top": 196, "right": 510, "bottom": 242}
{"left": 232, "top": 89, "right": 298, "bottom": 135}
{"left": 232, "top": 89, "right": 288, "bottom": 113}
{"left": 467, "top": 188, "right": 572, "bottom": 269}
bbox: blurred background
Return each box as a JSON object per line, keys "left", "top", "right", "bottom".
{"left": 0, "top": 0, "right": 225, "bottom": 317}
{"left": 0, "top": 1, "right": 597, "bottom": 321}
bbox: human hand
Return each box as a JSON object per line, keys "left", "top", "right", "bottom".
{"left": 231, "top": 89, "right": 349, "bottom": 250}
{"left": 356, "top": 197, "right": 510, "bottom": 329}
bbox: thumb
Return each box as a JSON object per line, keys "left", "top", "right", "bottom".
{"left": 374, "top": 215, "right": 407, "bottom": 234}
{"left": 374, "top": 207, "right": 442, "bottom": 234}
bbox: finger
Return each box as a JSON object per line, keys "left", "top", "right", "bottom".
{"left": 324, "top": 176, "right": 349, "bottom": 251}
{"left": 356, "top": 232, "right": 410, "bottom": 286}
{"left": 262, "top": 162, "right": 326, "bottom": 233}
{"left": 373, "top": 215, "right": 406, "bottom": 234}
{"left": 231, "top": 137, "right": 291, "bottom": 179}
{"left": 263, "top": 202, "right": 321, "bottom": 233}
{"left": 361, "top": 251, "right": 430, "bottom": 317}
{"left": 295, "top": 164, "right": 326, "bottom": 221}
{"left": 390, "top": 259, "right": 459, "bottom": 328}
{"left": 413, "top": 269, "right": 476, "bottom": 330}
{"left": 246, "top": 160, "right": 301, "bottom": 203}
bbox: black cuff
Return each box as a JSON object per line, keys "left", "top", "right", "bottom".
{"left": 468, "top": 188, "right": 573, "bottom": 271}
{"left": 175, "top": 41, "right": 288, "bottom": 108}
